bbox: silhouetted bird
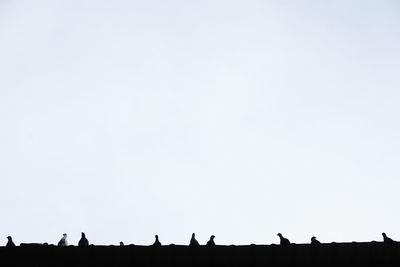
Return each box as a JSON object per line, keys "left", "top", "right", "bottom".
{"left": 206, "top": 235, "right": 215, "bottom": 246}
{"left": 58, "top": 233, "right": 68, "bottom": 246}
{"left": 382, "top": 233, "right": 395, "bottom": 243}
{"left": 277, "top": 233, "right": 290, "bottom": 245}
{"left": 153, "top": 235, "right": 161, "bottom": 247}
{"left": 6, "top": 236, "right": 15, "bottom": 247}
{"left": 311, "top": 236, "right": 321, "bottom": 245}
{"left": 78, "top": 232, "right": 89, "bottom": 246}
{"left": 190, "top": 233, "right": 200, "bottom": 246}
{"left": 120, "top": 242, "right": 124, "bottom": 246}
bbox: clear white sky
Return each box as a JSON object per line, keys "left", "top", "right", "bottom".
{"left": 1, "top": 0, "right": 400, "bottom": 246}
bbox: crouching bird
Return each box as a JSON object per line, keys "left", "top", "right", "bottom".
{"left": 277, "top": 233, "right": 290, "bottom": 245}
{"left": 190, "top": 233, "right": 200, "bottom": 246}
{"left": 311, "top": 236, "right": 321, "bottom": 245}
{"left": 6, "top": 236, "right": 15, "bottom": 247}
{"left": 206, "top": 235, "right": 216, "bottom": 246}
{"left": 382, "top": 233, "right": 395, "bottom": 243}
{"left": 58, "top": 233, "right": 68, "bottom": 246}
{"left": 78, "top": 232, "right": 89, "bottom": 246}
{"left": 152, "top": 235, "right": 161, "bottom": 247}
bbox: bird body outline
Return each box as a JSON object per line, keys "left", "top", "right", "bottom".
{"left": 206, "top": 235, "right": 215, "bottom": 246}
{"left": 78, "top": 232, "right": 89, "bottom": 246}
{"left": 190, "top": 233, "right": 200, "bottom": 246}
{"left": 311, "top": 236, "right": 321, "bottom": 245}
{"left": 58, "top": 233, "right": 68, "bottom": 246}
{"left": 152, "top": 235, "right": 161, "bottom": 247}
{"left": 6, "top": 236, "right": 16, "bottom": 247}
{"left": 382, "top": 233, "right": 395, "bottom": 243}
{"left": 277, "top": 233, "right": 290, "bottom": 245}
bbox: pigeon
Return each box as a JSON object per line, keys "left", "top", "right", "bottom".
{"left": 277, "top": 233, "right": 290, "bottom": 245}
{"left": 6, "top": 236, "right": 15, "bottom": 247}
{"left": 206, "top": 235, "right": 215, "bottom": 246}
{"left": 382, "top": 233, "right": 395, "bottom": 243}
{"left": 58, "top": 233, "right": 68, "bottom": 246}
{"left": 78, "top": 232, "right": 89, "bottom": 246}
{"left": 189, "top": 233, "right": 200, "bottom": 246}
{"left": 153, "top": 235, "right": 161, "bottom": 247}
{"left": 311, "top": 236, "right": 321, "bottom": 245}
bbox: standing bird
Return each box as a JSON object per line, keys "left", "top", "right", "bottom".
{"left": 152, "top": 235, "right": 161, "bottom": 247}
{"left": 206, "top": 235, "right": 216, "bottom": 246}
{"left": 190, "top": 233, "right": 200, "bottom": 246}
{"left": 58, "top": 233, "right": 68, "bottom": 246}
{"left": 277, "top": 233, "right": 290, "bottom": 245}
{"left": 6, "top": 236, "right": 15, "bottom": 247}
{"left": 311, "top": 236, "right": 321, "bottom": 245}
{"left": 382, "top": 233, "right": 395, "bottom": 243}
{"left": 78, "top": 232, "right": 89, "bottom": 246}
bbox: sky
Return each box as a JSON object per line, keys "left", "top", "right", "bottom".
{"left": 1, "top": 0, "right": 400, "bottom": 246}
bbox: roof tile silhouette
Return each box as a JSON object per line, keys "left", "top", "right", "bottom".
{"left": 2, "top": 241, "right": 400, "bottom": 266}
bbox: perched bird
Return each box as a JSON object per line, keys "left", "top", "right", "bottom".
{"left": 119, "top": 242, "right": 124, "bottom": 246}
{"left": 311, "top": 236, "right": 321, "bottom": 245}
{"left": 277, "top": 233, "right": 290, "bottom": 245}
{"left": 78, "top": 232, "right": 89, "bottom": 246}
{"left": 153, "top": 235, "right": 161, "bottom": 247}
{"left": 190, "top": 233, "right": 200, "bottom": 246}
{"left": 206, "top": 235, "right": 216, "bottom": 246}
{"left": 6, "top": 236, "right": 15, "bottom": 247}
{"left": 58, "top": 233, "right": 68, "bottom": 246}
{"left": 382, "top": 233, "right": 395, "bottom": 243}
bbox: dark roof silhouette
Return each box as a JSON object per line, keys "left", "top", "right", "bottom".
{"left": 206, "top": 235, "right": 215, "bottom": 246}
{"left": 311, "top": 236, "right": 321, "bottom": 245}
{"left": 190, "top": 233, "right": 200, "bottom": 246}
{"left": 2, "top": 241, "right": 400, "bottom": 266}
{"left": 6, "top": 236, "right": 15, "bottom": 247}
{"left": 277, "top": 233, "right": 290, "bottom": 245}
{"left": 20, "top": 243, "right": 48, "bottom": 247}
{"left": 78, "top": 232, "right": 89, "bottom": 246}
{"left": 152, "top": 235, "right": 161, "bottom": 247}
{"left": 382, "top": 232, "right": 395, "bottom": 243}
{"left": 58, "top": 233, "right": 67, "bottom": 246}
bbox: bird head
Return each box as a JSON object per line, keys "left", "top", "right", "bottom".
{"left": 81, "top": 232, "right": 85, "bottom": 237}
{"left": 63, "top": 233, "right": 67, "bottom": 237}
{"left": 311, "top": 236, "right": 316, "bottom": 240}
{"left": 192, "top": 233, "right": 195, "bottom": 238}
{"left": 382, "top": 233, "right": 387, "bottom": 237}
{"left": 211, "top": 235, "right": 215, "bottom": 239}
{"left": 7, "top": 236, "right": 12, "bottom": 240}
{"left": 277, "top": 233, "right": 282, "bottom": 237}
{"left": 155, "top": 235, "right": 159, "bottom": 239}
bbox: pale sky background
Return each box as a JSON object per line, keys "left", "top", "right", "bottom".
{"left": 1, "top": 0, "right": 400, "bottom": 246}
